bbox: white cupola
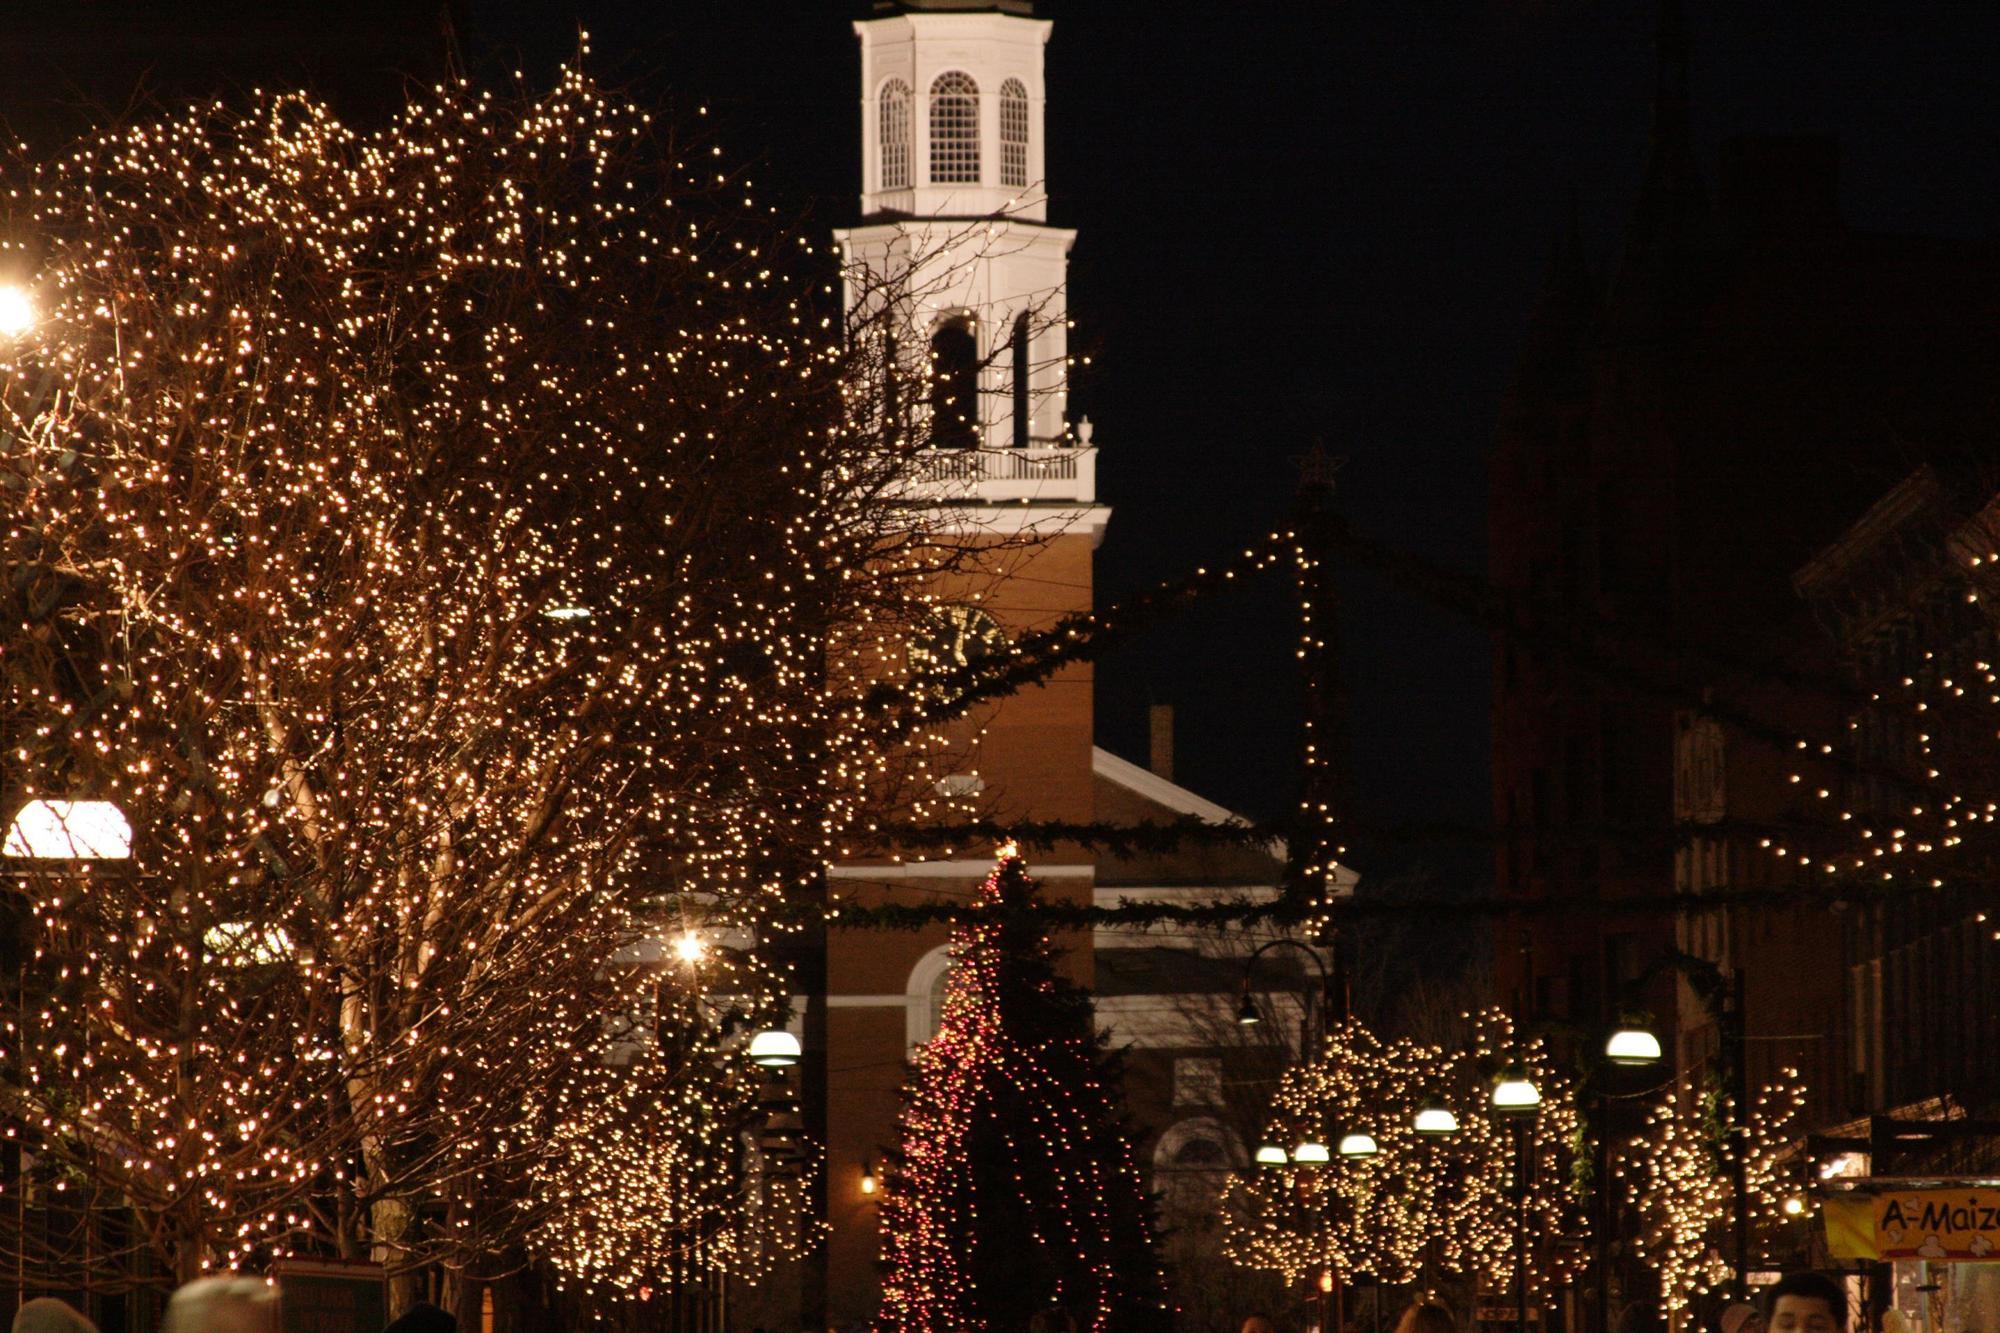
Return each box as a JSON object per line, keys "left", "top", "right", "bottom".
{"left": 855, "top": 0, "right": 1050, "bottom": 222}
{"left": 836, "top": 0, "right": 1100, "bottom": 518}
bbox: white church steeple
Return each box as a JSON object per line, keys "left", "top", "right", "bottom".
{"left": 855, "top": 0, "right": 1049, "bottom": 222}
{"left": 835, "top": 0, "right": 1100, "bottom": 520}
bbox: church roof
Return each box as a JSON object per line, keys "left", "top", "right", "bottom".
{"left": 870, "top": 0, "right": 1037, "bottom": 14}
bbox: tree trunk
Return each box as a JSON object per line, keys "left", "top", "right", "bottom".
{"left": 370, "top": 1194, "right": 422, "bottom": 1315}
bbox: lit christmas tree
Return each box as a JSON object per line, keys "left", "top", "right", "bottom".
{"left": 877, "top": 850, "right": 1170, "bottom": 1332}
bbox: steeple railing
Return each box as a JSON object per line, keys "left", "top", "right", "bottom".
{"left": 892, "top": 441, "right": 1097, "bottom": 505}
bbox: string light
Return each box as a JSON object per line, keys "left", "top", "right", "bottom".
{"left": 1614, "top": 1071, "right": 1807, "bottom": 1312}
{"left": 1221, "top": 1010, "right": 1586, "bottom": 1297}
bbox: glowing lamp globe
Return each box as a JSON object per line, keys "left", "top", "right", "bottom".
{"left": 748, "top": 1029, "right": 801, "bottom": 1069}
{"left": 1604, "top": 1025, "right": 1664, "bottom": 1066}
{"left": 1490, "top": 1069, "right": 1543, "bottom": 1116}
{"left": 1782, "top": 1194, "right": 1807, "bottom": 1217}
{"left": 1336, "top": 1131, "right": 1379, "bottom": 1159}
{"left": 1291, "top": 1139, "right": 1331, "bottom": 1165}
{"left": 1254, "top": 1143, "right": 1289, "bottom": 1168}
{"left": 0, "top": 284, "right": 34, "bottom": 338}
{"left": 1413, "top": 1098, "right": 1460, "bottom": 1135}
{"left": 4, "top": 799, "right": 132, "bottom": 860}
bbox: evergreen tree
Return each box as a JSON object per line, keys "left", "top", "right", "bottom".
{"left": 878, "top": 850, "right": 1170, "bottom": 1331}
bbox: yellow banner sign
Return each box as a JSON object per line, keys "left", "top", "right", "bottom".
{"left": 1823, "top": 1187, "right": 2000, "bottom": 1262}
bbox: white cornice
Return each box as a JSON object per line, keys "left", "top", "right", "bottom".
{"left": 828, "top": 859, "right": 1094, "bottom": 880}
{"left": 925, "top": 502, "right": 1112, "bottom": 546}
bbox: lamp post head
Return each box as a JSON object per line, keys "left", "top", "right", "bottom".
{"left": 1336, "top": 1131, "right": 1378, "bottom": 1159}
{"left": 747, "top": 1029, "right": 801, "bottom": 1069}
{"left": 1413, "top": 1097, "right": 1460, "bottom": 1136}
{"left": 1290, "top": 1139, "right": 1331, "bottom": 1165}
{"left": 1490, "top": 1068, "right": 1542, "bottom": 1116}
{"left": 1236, "top": 991, "right": 1262, "bottom": 1026}
{"left": 4, "top": 799, "right": 133, "bottom": 860}
{"left": 1254, "top": 1142, "right": 1289, "bottom": 1168}
{"left": 1604, "top": 1025, "right": 1664, "bottom": 1066}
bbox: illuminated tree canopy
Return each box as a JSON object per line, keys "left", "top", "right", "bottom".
{"left": 1221, "top": 1010, "right": 1588, "bottom": 1298}
{"left": 0, "top": 60, "right": 983, "bottom": 1308}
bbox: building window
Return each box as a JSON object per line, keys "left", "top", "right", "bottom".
{"left": 929, "top": 71, "right": 980, "bottom": 185}
{"left": 929, "top": 315, "right": 979, "bottom": 449}
{"left": 879, "top": 79, "right": 913, "bottom": 191}
{"left": 999, "top": 78, "right": 1029, "bottom": 187}
{"left": 906, "top": 944, "right": 957, "bottom": 1050}
{"left": 1173, "top": 1057, "right": 1223, "bottom": 1107}
{"left": 1010, "top": 311, "right": 1031, "bottom": 448}
{"left": 1152, "top": 1118, "right": 1240, "bottom": 1228}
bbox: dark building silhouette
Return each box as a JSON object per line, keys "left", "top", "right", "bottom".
{"left": 1489, "top": 3, "right": 2000, "bottom": 1144}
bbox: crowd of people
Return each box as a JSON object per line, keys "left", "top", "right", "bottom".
{"left": 1229, "top": 1271, "right": 1853, "bottom": 1333}
{"left": 4, "top": 1268, "right": 1855, "bottom": 1333}
{"left": 8, "top": 1286, "right": 458, "bottom": 1333}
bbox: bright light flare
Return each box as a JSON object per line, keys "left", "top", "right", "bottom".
{"left": 672, "top": 931, "right": 706, "bottom": 964}
{"left": 0, "top": 283, "right": 33, "bottom": 337}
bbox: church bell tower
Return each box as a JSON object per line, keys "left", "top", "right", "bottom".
{"left": 835, "top": 0, "right": 1101, "bottom": 524}
{"left": 815, "top": 5, "right": 1107, "bottom": 1324}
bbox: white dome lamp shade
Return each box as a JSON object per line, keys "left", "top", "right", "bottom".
{"left": 4, "top": 799, "right": 133, "bottom": 860}
{"left": 1336, "top": 1131, "right": 1379, "bottom": 1159}
{"left": 1254, "top": 1142, "right": 1289, "bottom": 1168}
{"left": 1604, "top": 1025, "right": 1664, "bottom": 1067}
{"left": 1290, "top": 1139, "right": 1332, "bottom": 1165}
{"left": 1490, "top": 1067, "right": 1543, "bottom": 1117}
{"left": 748, "top": 1029, "right": 802, "bottom": 1069}
{"left": 1413, "top": 1097, "right": 1460, "bottom": 1136}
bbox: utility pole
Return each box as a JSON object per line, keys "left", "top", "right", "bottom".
{"left": 1728, "top": 967, "right": 1750, "bottom": 1298}
{"left": 1291, "top": 446, "right": 1349, "bottom": 1002}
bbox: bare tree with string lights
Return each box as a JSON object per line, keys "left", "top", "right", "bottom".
{"left": 0, "top": 58, "right": 1035, "bottom": 1319}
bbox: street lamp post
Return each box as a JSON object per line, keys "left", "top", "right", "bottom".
{"left": 1412, "top": 1095, "right": 1458, "bottom": 1296}
{"left": 1492, "top": 1068, "right": 1542, "bottom": 1333}
{"left": 3, "top": 795, "right": 131, "bottom": 1322}
{"left": 1605, "top": 949, "right": 1751, "bottom": 1308}
{"left": 1237, "top": 936, "right": 1340, "bottom": 1058}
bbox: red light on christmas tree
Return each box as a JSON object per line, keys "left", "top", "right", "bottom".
{"left": 877, "top": 850, "right": 1169, "bottom": 1331}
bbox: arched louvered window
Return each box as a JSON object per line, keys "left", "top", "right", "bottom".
{"left": 999, "top": 78, "right": 1029, "bottom": 188}
{"left": 1010, "top": 312, "right": 1031, "bottom": 448}
{"left": 929, "top": 71, "right": 980, "bottom": 185}
{"left": 930, "top": 316, "right": 979, "bottom": 449}
{"left": 878, "top": 79, "right": 912, "bottom": 191}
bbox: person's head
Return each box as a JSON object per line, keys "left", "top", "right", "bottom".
{"left": 1394, "top": 1303, "right": 1457, "bottom": 1333}
{"left": 1721, "top": 1302, "right": 1767, "bottom": 1333}
{"left": 384, "top": 1302, "right": 457, "bottom": 1333}
{"left": 1240, "top": 1318, "right": 1278, "bottom": 1333}
{"left": 1617, "top": 1302, "right": 1666, "bottom": 1333}
{"left": 1766, "top": 1272, "right": 1847, "bottom": 1333}
{"left": 161, "top": 1276, "right": 277, "bottom": 1333}
{"left": 11, "top": 1298, "right": 98, "bottom": 1333}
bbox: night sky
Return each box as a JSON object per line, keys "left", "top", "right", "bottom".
{"left": 9, "top": 1, "right": 1998, "bottom": 898}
